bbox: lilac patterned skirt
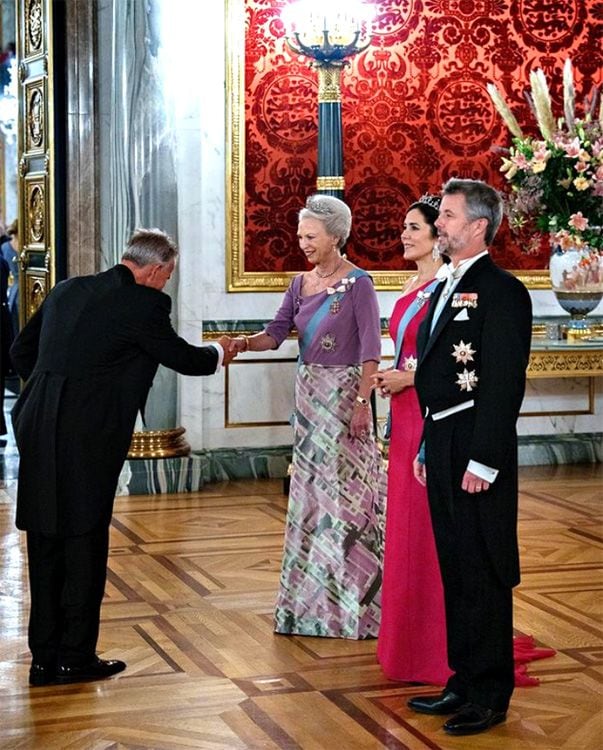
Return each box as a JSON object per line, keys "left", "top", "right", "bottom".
{"left": 274, "top": 364, "right": 386, "bottom": 639}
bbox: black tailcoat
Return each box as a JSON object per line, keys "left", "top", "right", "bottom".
{"left": 11, "top": 264, "right": 218, "bottom": 536}
{"left": 416, "top": 254, "right": 532, "bottom": 587}
{"left": 415, "top": 254, "right": 532, "bottom": 711}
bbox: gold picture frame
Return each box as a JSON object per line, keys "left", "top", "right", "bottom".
{"left": 224, "top": 0, "right": 550, "bottom": 293}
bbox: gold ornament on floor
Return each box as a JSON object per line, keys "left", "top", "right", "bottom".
{"left": 127, "top": 427, "right": 191, "bottom": 459}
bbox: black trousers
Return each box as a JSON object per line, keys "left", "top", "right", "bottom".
{"left": 26, "top": 522, "right": 109, "bottom": 668}
{"left": 425, "top": 415, "right": 514, "bottom": 713}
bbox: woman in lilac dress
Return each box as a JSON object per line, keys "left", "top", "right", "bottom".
{"left": 232, "top": 194, "right": 385, "bottom": 638}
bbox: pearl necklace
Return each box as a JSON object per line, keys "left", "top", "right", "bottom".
{"left": 315, "top": 258, "right": 344, "bottom": 279}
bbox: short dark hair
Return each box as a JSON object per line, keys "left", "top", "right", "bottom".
{"left": 442, "top": 178, "right": 503, "bottom": 245}
{"left": 121, "top": 228, "right": 178, "bottom": 267}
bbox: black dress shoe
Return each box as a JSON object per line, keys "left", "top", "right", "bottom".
{"left": 56, "top": 657, "right": 126, "bottom": 684}
{"left": 29, "top": 663, "right": 57, "bottom": 687}
{"left": 407, "top": 690, "right": 466, "bottom": 715}
{"left": 443, "top": 703, "right": 506, "bottom": 735}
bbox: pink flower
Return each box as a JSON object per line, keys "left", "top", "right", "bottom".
{"left": 592, "top": 139, "right": 603, "bottom": 159}
{"left": 511, "top": 152, "right": 530, "bottom": 170}
{"left": 552, "top": 230, "right": 574, "bottom": 250}
{"left": 569, "top": 212, "right": 589, "bottom": 231}
{"left": 562, "top": 137, "right": 581, "bottom": 157}
{"left": 532, "top": 144, "right": 550, "bottom": 162}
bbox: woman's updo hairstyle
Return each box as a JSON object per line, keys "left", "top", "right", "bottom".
{"left": 407, "top": 194, "right": 440, "bottom": 239}
{"left": 299, "top": 194, "right": 352, "bottom": 249}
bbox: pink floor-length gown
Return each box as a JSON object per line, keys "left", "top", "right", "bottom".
{"left": 377, "top": 282, "right": 452, "bottom": 685}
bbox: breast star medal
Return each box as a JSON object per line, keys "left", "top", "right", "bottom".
{"left": 320, "top": 333, "right": 337, "bottom": 352}
{"left": 451, "top": 340, "right": 476, "bottom": 365}
{"left": 456, "top": 368, "right": 479, "bottom": 392}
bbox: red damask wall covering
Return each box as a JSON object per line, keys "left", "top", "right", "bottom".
{"left": 243, "top": 0, "right": 603, "bottom": 273}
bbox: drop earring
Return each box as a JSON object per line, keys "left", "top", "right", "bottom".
{"left": 432, "top": 242, "right": 441, "bottom": 261}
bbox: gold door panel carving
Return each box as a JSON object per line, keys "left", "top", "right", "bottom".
{"left": 25, "top": 78, "right": 46, "bottom": 153}
{"left": 17, "top": 0, "right": 55, "bottom": 326}
{"left": 24, "top": 174, "right": 46, "bottom": 249}
{"left": 24, "top": 269, "right": 46, "bottom": 318}
{"left": 25, "top": 0, "right": 44, "bottom": 59}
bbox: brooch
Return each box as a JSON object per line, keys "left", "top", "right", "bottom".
{"left": 456, "top": 369, "right": 479, "bottom": 392}
{"left": 326, "top": 276, "right": 357, "bottom": 295}
{"left": 416, "top": 290, "right": 432, "bottom": 309}
{"left": 327, "top": 275, "right": 357, "bottom": 314}
{"left": 451, "top": 340, "right": 476, "bottom": 365}
{"left": 320, "top": 333, "right": 337, "bottom": 352}
{"left": 403, "top": 355, "right": 418, "bottom": 371}
{"left": 451, "top": 292, "right": 478, "bottom": 308}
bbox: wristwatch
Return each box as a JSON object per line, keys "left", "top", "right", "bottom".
{"left": 355, "top": 396, "right": 370, "bottom": 406}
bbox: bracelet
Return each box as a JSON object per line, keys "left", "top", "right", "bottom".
{"left": 241, "top": 335, "right": 249, "bottom": 352}
{"left": 355, "top": 395, "right": 370, "bottom": 407}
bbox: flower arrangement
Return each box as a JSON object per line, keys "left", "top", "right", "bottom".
{"left": 487, "top": 60, "right": 603, "bottom": 255}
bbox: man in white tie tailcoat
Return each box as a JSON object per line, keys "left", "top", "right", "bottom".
{"left": 408, "top": 178, "right": 532, "bottom": 736}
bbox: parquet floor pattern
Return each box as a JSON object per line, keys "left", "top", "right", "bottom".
{"left": 1, "top": 465, "right": 601, "bottom": 749}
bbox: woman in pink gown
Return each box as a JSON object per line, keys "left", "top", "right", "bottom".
{"left": 373, "top": 196, "right": 451, "bottom": 685}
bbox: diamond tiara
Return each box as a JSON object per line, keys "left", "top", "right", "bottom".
{"left": 417, "top": 193, "right": 441, "bottom": 211}
{"left": 306, "top": 196, "right": 336, "bottom": 215}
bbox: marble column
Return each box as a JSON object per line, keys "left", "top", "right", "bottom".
{"left": 97, "top": 0, "right": 180, "bottom": 429}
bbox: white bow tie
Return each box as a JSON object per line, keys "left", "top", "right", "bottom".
{"left": 435, "top": 263, "right": 463, "bottom": 285}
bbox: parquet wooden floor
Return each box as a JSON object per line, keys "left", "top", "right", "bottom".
{"left": 1, "top": 464, "right": 601, "bottom": 749}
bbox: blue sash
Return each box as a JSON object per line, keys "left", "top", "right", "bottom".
{"left": 298, "top": 268, "right": 368, "bottom": 363}
{"left": 383, "top": 279, "right": 439, "bottom": 439}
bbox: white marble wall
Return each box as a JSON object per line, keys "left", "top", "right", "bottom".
{"left": 173, "top": 0, "right": 602, "bottom": 451}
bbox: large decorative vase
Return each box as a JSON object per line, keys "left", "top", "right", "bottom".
{"left": 549, "top": 247, "right": 603, "bottom": 340}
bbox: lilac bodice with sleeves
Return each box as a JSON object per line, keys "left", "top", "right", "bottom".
{"left": 264, "top": 272, "right": 381, "bottom": 366}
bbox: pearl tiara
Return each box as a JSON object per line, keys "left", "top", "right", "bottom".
{"left": 417, "top": 193, "right": 441, "bottom": 211}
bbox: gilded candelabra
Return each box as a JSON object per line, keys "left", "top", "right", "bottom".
{"left": 283, "top": 2, "right": 373, "bottom": 198}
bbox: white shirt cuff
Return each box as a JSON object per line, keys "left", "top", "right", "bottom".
{"left": 467, "top": 459, "right": 499, "bottom": 483}
{"left": 208, "top": 342, "right": 224, "bottom": 373}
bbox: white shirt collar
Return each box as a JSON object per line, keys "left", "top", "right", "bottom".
{"left": 450, "top": 250, "right": 489, "bottom": 277}
{"left": 435, "top": 250, "right": 489, "bottom": 284}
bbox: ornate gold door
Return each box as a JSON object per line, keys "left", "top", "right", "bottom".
{"left": 16, "top": 0, "right": 56, "bottom": 325}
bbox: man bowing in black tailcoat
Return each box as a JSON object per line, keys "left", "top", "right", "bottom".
{"left": 11, "top": 228, "right": 236, "bottom": 686}
{"left": 408, "top": 179, "right": 532, "bottom": 735}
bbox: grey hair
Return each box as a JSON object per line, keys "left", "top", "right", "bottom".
{"left": 121, "top": 228, "right": 178, "bottom": 266}
{"left": 299, "top": 194, "right": 352, "bottom": 249}
{"left": 442, "top": 178, "right": 503, "bottom": 246}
